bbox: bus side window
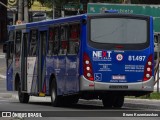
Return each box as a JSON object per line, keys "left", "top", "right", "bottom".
{"left": 15, "top": 31, "right": 22, "bottom": 57}
{"left": 53, "top": 26, "right": 60, "bottom": 55}
{"left": 48, "top": 28, "right": 54, "bottom": 56}
{"left": 29, "top": 30, "right": 38, "bottom": 56}
{"left": 59, "top": 25, "right": 68, "bottom": 55}
{"left": 68, "top": 23, "right": 80, "bottom": 55}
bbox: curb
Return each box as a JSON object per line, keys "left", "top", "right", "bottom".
{"left": 0, "top": 93, "right": 13, "bottom": 98}
{"left": 0, "top": 74, "right": 6, "bottom": 79}
{"left": 0, "top": 93, "right": 51, "bottom": 102}
{"left": 12, "top": 94, "right": 51, "bottom": 102}
{"left": 125, "top": 98, "right": 160, "bottom": 102}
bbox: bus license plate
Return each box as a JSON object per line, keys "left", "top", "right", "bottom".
{"left": 112, "top": 75, "right": 126, "bottom": 80}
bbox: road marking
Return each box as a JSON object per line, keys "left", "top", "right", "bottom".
{"left": 0, "top": 74, "right": 6, "bottom": 79}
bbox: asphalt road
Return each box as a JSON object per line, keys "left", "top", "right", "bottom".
{"left": 0, "top": 94, "right": 160, "bottom": 119}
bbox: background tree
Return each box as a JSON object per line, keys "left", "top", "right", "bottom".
{"left": 37, "top": 0, "right": 81, "bottom": 17}
{"left": 37, "top": 0, "right": 77, "bottom": 8}
{"left": 37, "top": 0, "right": 160, "bottom": 6}
{"left": 133, "top": 0, "right": 160, "bottom": 4}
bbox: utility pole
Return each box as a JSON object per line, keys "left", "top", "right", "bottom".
{"left": 18, "top": 0, "right": 23, "bottom": 21}
{"left": 24, "top": 0, "right": 29, "bottom": 23}
{"left": 53, "top": 0, "right": 55, "bottom": 19}
{"left": 128, "top": 0, "right": 131, "bottom": 3}
{"left": 0, "top": 1, "right": 16, "bottom": 25}
{"left": 0, "top": 0, "right": 7, "bottom": 43}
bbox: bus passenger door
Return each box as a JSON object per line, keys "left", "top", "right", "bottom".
{"left": 27, "top": 30, "right": 38, "bottom": 93}
{"left": 38, "top": 31, "right": 47, "bottom": 93}
{"left": 21, "top": 33, "right": 28, "bottom": 91}
{"left": 6, "top": 41, "right": 14, "bottom": 91}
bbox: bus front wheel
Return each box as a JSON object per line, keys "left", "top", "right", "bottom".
{"left": 18, "top": 83, "right": 30, "bottom": 103}
{"left": 51, "top": 80, "right": 62, "bottom": 107}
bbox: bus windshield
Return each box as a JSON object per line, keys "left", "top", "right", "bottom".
{"left": 90, "top": 18, "right": 147, "bottom": 44}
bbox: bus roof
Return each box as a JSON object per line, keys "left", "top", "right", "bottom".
{"left": 8, "top": 14, "right": 86, "bottom": 30}
{"left": 8, "top": 13, "right": 151, "bottom": 31}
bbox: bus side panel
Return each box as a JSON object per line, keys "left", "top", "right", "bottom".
{"left": 46, "top": 56, "right": 79, "bottom": 95}
{"left": 46, "top": 56, "right": 65, "bottom": 95}
{"left": 56, "top": 56, "right": 66, "bottom": 95}
{"left": 66, "top": 56, "right": 79, "bottom": 94}
{"left": 46, "top": 56, "right": 54, "bottom": 95}
{"left": 6, "top": 63, "right": 13, "bottom": 91}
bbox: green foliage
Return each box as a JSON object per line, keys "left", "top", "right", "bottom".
{"left": 36, "top": 0, "right": 160, "bottom": 9}
{"left": 28, "top": 0, "right": 35, "bottom": 8}
{"left": 127, "top": 92, "right": 160, "bottom": 99}
{"left": 140, "top": 92, "right": 160, "bottom": 99}
{"left": 37, "top": 0, "right": 72, "bottom": 8}
{"left": 105, "top": 0, "right": 122, "bottom": 3}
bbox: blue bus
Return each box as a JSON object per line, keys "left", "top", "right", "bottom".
{"left": 4, "top": 13, "right": 154, "bottom": 108}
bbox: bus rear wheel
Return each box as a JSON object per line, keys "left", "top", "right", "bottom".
{"left": 51, "top": 80, "right": 62, "bottom": 107}
{"left": 113, "top": 96, "right": 124, "bottom": 108}
{"left": 102, "top": 96, "right": 114, "bottom": 108}
{"left": 63, "top": 96, "right": 79, "bottom": 106}
{"left": 18, "top": 83, "right": 30, "bottom": 103}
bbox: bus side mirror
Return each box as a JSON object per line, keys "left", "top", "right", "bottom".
{"left": 3, "top": 43, "right": 7, "bottom": 53}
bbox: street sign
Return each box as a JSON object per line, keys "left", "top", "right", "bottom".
{"left": 63, "top": 3, "right": 83, "bottom": 11}
{"left": 88, "top": 3, "right": 160, "bottom": 32}
{"left": 8, "top": 0, "right": 18, "bottom": 6}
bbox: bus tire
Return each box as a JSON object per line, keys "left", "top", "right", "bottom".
{"left": 102, "top": 96, "right": 114, "bottom": 108}
{"left": 113, "top": 96, "right": 124, "bottom": 108}
{"left": 64, "top": 96, "right": 79, "bottom": 106}
{"left": 51, "top": 80, "right": 62, "bottom": 107}
{"left": 18, "top": 83, "right": 30, "bottom": 103}
{"left": 71, "top": 96, "right": 79, "bottom": 104}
